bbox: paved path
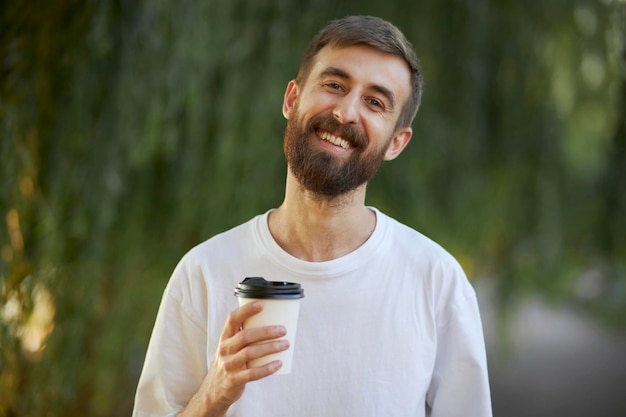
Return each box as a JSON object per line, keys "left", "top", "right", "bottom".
{"left": 477, "top": 281, "right": 626, "bottom": 417}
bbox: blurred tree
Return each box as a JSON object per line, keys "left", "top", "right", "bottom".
{"left": 593, "top": 2, "right": 626, "bottom": 326}
{"left": 1, "top": 0, "right": 624, "bottom": 415}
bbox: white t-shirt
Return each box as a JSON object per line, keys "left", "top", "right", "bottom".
{"left": 133, "top": 208, "right": 492, "bottom": 417}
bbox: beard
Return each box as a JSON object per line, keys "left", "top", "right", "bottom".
{"left": 283, "top": 109, "right": 391, "bottom": 198}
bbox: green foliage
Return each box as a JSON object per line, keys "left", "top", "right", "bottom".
{"left": 1, "top": 0, "right": 624, "bottom": 415}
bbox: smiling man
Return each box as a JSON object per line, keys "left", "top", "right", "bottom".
{"left": 133, "top": 16, "right": 492, "bottom": 417}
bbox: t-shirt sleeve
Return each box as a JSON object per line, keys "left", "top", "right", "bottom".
{"left": 426, "top": 265, "right": 493, "bottom": 417}
{"left": 132, "top": 260, "right": 208, "bottom": 417}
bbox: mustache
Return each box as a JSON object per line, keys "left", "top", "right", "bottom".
{"left": 306, "top": 113, "right": 368, "bottom": 150}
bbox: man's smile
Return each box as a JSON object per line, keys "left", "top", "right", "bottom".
{"left": 315, "top": 128, "right": 353, "bottom": 149}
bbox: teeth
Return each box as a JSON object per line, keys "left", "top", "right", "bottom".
{"left": 318, "top": 130, "right": 351, "bottom": 149}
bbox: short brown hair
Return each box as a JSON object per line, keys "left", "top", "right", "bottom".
{"left": 296, "top": 16, "right": 423, "bottom": 129}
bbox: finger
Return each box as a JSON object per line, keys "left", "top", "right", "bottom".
{"left": 236, "top": 324, "right": 286, "bottom": 349}
{"left": 221, "top": 302, "right": 263, "bottom": 339}
{"left": 230, "top": 338, "right": 290, "bottom": 371}
{"left": 245, "top": 360, "right": 284, "bottom": 381}
{"left": 220, "top": 324, "right": 286, "bottom": 359}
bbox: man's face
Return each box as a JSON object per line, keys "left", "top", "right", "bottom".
{"left": 282, "top": 44, "right": 412, "bottom": 198}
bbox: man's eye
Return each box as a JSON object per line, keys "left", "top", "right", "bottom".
{"left": 325, "top": 82, "right": 343, "bottom": 91}
{"left": 367, "top": 98, "right": 384, "bottom": 109}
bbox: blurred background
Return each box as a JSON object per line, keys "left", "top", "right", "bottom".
{"left": 1, "top": 0, "right": 625, "bottom": 416}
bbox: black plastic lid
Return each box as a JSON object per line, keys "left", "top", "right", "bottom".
{"left": 234, "top": 277, "right": 304, "bottom": 299}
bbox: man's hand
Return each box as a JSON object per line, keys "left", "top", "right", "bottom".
{"left": 178, "top": 301, "right": 289, "bottom": 417}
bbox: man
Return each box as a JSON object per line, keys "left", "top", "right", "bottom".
{"left": 133, "top": 15, "right": 492, "bottom": 417}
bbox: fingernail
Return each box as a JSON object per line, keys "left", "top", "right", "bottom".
{"left": 271, "top": 360, "right": 283, "bottom": 371}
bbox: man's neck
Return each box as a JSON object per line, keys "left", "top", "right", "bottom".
{"left": 268, "top": 175, "right": 376, "bottom": 262}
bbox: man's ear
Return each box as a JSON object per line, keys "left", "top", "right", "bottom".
{"left": 282, "top": 80, "right": 299, "bottom": 120}
{"left": 384, "top": 128, "right": 412, "bottom": 161}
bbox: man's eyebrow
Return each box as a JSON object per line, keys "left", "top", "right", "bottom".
{"left": 319, "top": 66, "right": 396, "bottom": 111}
{"left": 319, "top": 66, "right": 351, "bottom": 80}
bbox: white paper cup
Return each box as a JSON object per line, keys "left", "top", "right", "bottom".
{"left": 237, "top": 297, "right": 301, "bottom": 373}
{"left": 234, "top": 277, "right": 304, "bottom": 375}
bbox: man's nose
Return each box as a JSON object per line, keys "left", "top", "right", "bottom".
{"left": 332, "top": 94, "right": 360, "bottom": 124}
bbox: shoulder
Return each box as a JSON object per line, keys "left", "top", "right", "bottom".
{"left": 165, "top": 214, "right": 263, "bottom": 300}
{"left": 376, "top": 210, "right": 475, "bottom": 299}
{"left": 380, "top": 211, "right": 459, "bottom": 268}
{"left": 181, "top": 213, "right": 262, "bottom": 266}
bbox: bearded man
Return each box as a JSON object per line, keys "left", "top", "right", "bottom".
{"left": 133, "top": 15, "right": 492, "bottom": 417}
